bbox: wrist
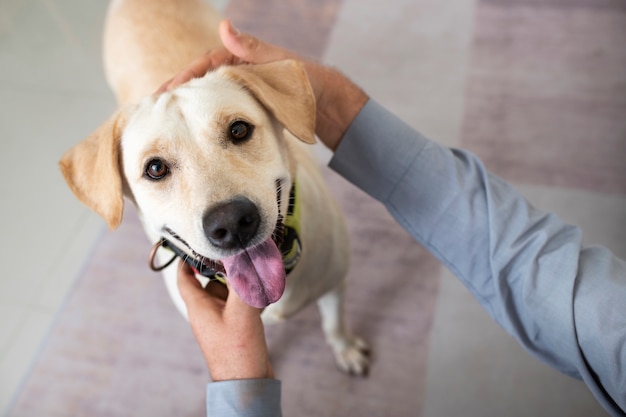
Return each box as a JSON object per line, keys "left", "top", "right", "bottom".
{"left": 209, "top": 360, "right": 274, "bottom": 382}
{"left": 305, "top": 63, "right": 368, "bottom": 151}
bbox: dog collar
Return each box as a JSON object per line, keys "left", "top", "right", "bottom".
{"left": 149, "top": 181, "right": 302, "bottom": 283}
{"left": 280, "top": 179, "right": 302, "bottom": 274}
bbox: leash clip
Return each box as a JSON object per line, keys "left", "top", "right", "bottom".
{"left": 149, "top": 238, "right": 177, "bottom": 272}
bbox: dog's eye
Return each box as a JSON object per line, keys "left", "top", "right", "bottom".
{"left": 229, "top": 120, "right": 253, "bottom": 143}
{"left": 145, "top": 158, "right": 169, "bottom": 180}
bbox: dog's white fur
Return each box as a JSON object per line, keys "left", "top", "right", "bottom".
{"left": 59, "top": 0, "right": 369, "bottom": 374}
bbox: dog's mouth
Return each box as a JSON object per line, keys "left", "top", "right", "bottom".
{"left": 150, "top": 180, "right": 293, "bottom": 308}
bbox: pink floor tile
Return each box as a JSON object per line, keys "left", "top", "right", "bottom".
{"left": 462, "top": 1, "right": 626, "bottom": 194}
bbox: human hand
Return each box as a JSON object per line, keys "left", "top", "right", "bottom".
{"left": 159, "top": 20, "right": 369, "bottom": 151}
{"left": 177, "top": 262, "right": 274, "bottom": 381}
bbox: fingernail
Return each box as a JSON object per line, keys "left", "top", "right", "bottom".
{"left": 228, "top": 21, "right": 241, "bottom": 37}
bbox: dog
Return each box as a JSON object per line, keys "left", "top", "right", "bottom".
{"left": 59, "top": 0, "right": 369, "bottom": 375}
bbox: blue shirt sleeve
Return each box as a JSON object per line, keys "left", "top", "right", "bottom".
{"left": 330, "top": 99, "right": 626, "bottom": 416}
{"left": 206, "top": 379, "right": 281, "bottom": 416}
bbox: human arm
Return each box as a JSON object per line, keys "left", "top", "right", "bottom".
{"left": 177, "top": 263, "right": 281, "bottom": 416}
{"left": 330, "top": 100, "right": 626, "bottom": 416}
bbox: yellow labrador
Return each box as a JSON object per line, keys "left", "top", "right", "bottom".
{"left": 59, "top": 0, "right": 369, "bottom": 374}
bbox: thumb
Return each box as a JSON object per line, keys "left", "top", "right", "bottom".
{"left": 224, "top": 282, "right": 265, "bottom": 321}
{"left": 219, "top": 20, "right": 295, "bottom": 64}
{"left": 177, "top": 262, "right": 221, "bottom": 312}
{"left": 177, "top": 262, "right": 204, "bottom": 303}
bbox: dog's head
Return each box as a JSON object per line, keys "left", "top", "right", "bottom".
{"left": 59, "top": 60, "right": 315, "bottom": 307}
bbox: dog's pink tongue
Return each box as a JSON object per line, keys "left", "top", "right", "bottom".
{"left": 222, "top": 238, "right": 286, "bottom": 308}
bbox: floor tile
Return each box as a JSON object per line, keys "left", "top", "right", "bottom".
{"left": 324, "top": 0, "right": 477, "bottom": 147}
{"left": 0, "top": 303, "right": 26, "bottom": 360}
{"left": 0, "top": 88, "right": 112, "bottom": 307}
{"left": 0, "top": 0, "right": 111, "bottom": 95}
{"left": 0, "top": 0, "right": 24, "bottom": 34}
{"left": 423, "top": 269, "right": 606, "bottom": 417}
{"left": 462, "top": 2, "right": 626, "bottom": 194}
{"left": 0, "top": 1, "right": 115, "bottom": 413}
{"left": 0, "top": 309, "right": 56, "bottom": 414}
{"left": 225, "top": 0, "right": 343, "bottom": 60}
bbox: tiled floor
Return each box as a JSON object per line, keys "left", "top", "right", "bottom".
{"left": 2, "top": 0, "right": 624, "bottom": 416}
{"left": 0, "top": 0, "right": 113, "bottom": 412}
{"left": 463, "top": 0, "right": 626, "bottom": 194}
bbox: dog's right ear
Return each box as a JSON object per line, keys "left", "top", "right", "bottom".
{"left": 59, "top": 111, "right": 126, "bottom": 230}
{"left": 221, "top": 60, "right": 317, "bottom": 145}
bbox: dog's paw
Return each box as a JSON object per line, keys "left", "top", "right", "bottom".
{"left": 332, "top": 336, "right": 371, "bottom": 376}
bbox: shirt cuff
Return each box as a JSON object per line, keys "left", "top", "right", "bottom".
{"left": 206, "top": 379, "right": 281, "bottom": 417}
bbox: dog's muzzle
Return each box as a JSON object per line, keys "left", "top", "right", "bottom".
{"left": 148, "top": 180, "right": 302, "bottom": 280}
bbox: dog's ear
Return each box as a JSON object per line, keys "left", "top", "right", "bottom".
{"left": 59, "top": 110, "right": 126, "bottom": 230}
{"left": 222, "top": 60, "right": 316, "bottom": 144}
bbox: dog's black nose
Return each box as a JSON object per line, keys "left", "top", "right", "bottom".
{"left": 203, "top": 197, "right": 261, "bottom": 250}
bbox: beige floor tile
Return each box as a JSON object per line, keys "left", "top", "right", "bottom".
{"left": 0, "top": 88, "right": 112, "bottom": 306}
{"left": 0, "top": 309, "right": 56, "bottom": 413}
{"left": 0, "top": 303, "right": 26, "bottom": 360}
{"left": 324, "top": 0, "right": 477, "bottom": 147}
{"left": 0, "top": 0, "right": 114, "bottom": 414}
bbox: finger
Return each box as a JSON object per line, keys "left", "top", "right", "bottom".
{"left": 223, "top": 281, "right": 264, "bottom": 321}
{"left": 205, "top": 279, "right": 228, "bottom": 301}
{"left": 177, "top": 262, "right": 216, "bottom": 305}
{"left": 155, "top": 76, "right": 175, "bottom": 94}
{"left": 219, "top": 20, "right": 295, "bottom": 64}
{"left": 169, "top": 47, "right": 236, "bottom": 86}
{"left": 179, "top": 274, "right": 227, "bottom": 329}
{"left": 177, "top": 262, "right": 202, "bottom": 301}
{"left": 155, "top": 47, "right": 239, "bottom": 94}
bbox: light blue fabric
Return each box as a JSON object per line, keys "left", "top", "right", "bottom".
{"left": 205, "top": 99, "right": 626, "bottom": 416}
{"left": 206, "top": 379, "right": 281, "bottom": 416}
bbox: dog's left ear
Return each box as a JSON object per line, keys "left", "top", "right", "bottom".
{"left": 222, "top": 60, "right": 316, "bottom": 144}
{"left": 59, "top": 110, "right": 127, "bottom": 230}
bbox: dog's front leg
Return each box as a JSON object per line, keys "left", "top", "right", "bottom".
{"left": 317, "top": 284, "right": 370, "bottom": 375}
